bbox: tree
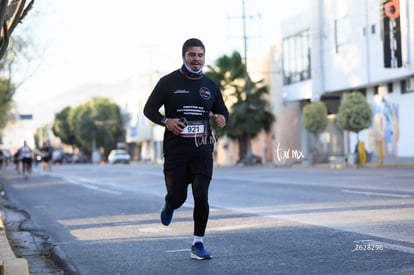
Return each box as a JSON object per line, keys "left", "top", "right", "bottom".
{"left": 206, "top": 51, "right": 275, "bottom": 164}
{"left": 0, "top": 77, "right": 15, "bottom": 129}
{"left": 336, "top": 91, "right": 372, "bottom": 163}
{"left": 302, "top": 101, "right": 328, "bottom": 163}
{"left": 52, "top": 106, "right": 75, "bottom": 146}
{"left": 0, "top": 0, "right": 36, "bottom": 129}
{"left": 0, "top": 37, "right": 24, "bottom": 129}
{"left": 0, "top": 0, "right": 34, "bottom": 60}
{"left": 336, "top": 91, "right": 372, "bottom": 141}
{"left": 0, "top": 35, "right": 34, "bottom": 130}
{"left": 65, "top": 97, "right": 125, "bottom": 157}
{"left": 34, "top": 124, "right": 51, "bottom": 149}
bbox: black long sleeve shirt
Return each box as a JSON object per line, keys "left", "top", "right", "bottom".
{"left": 144, "top": 69, "right": 229, "bottom": 155}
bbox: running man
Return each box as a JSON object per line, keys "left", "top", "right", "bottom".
{"left": 144, "top": 38, "right": 229, "bottom": 260}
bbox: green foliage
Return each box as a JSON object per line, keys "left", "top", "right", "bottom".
{"left": 68, "top": 103, "right": 94, "bottom": 151}
{"left": 336, "top": 91, "right": 372, "bottom": 133}
{"left": 206, "top": 52, "right": 245, "bottom": 88}
{"left": 34, "top": 125, "right": 51, "bottom": 149}
{"left": 0, "top": 36, "right": 32, "bottom": 130}
{"left": 206, "top": 51, "right": 275, "bottom": 141}
{"left": 225, "top": 82, "right": 275, "bottom": 139}
{"left": 52, "top": 106, "right": 75, "bottom": 145}
{"left": 53, "top": 97, "right": 124, "bottom": 155}
{"left": 302, "top": 101, "right": 328, "bottom": 134}
{"left": 206, "top": 51, "right": 275, "bottom": 162}
{"left": 0, "top": 77, "right": 15, "bottom": 129}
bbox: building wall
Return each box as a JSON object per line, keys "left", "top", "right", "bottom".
{"left": 319, "top": 0, "right": 414, "bottom": 157}
{"left": 320, "top": 0, "right": 413, "bottom": 92}
{"left": 214, "top": 136, "right": 238, "bottom": 165}
{"left": 364, "top": 82, "right": 414, "bottom": 157}
{"left": 267, "top": 44, "right": 304, "bottom": 165}
{"left": 275, "top": 0, "right": 414, "bottom": 161}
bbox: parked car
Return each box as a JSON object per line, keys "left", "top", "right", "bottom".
{"left": 62, "top": 153, "right": 74, "bottom": 163}
{"left": 72, "top": 153, "right": 88, "bottom": 163}
{"left": 107, "top": 149, "right": 131, "bottom": 164}
{"left": 52, "top": 150, "right": 63, "bottom": 164}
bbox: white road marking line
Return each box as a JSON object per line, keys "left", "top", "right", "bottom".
{"left": 64, "top": 177, "right": 122, "bottom": 195}
{"left": 166, "top": 249, "right": 191, "bottom": 253}
{"left": 341, "top": 189, "right": 412, "bottom": 198}
{"left": 378, "top": 241, "right": 414, "bottom": 254}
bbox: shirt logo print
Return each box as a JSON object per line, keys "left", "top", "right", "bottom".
{"left": 199, "top": 87, "right": 211, "bottom": 100}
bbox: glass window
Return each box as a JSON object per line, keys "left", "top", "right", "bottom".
{"left": 335, "top": 15, "right": 351, "bottom": 52}
{"left": 401, "top": 78, "right": 414, "bottom": 94}
{"left": 282, "top": 29, "right": 311, "bottom": 85}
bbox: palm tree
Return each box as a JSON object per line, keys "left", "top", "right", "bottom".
{"left": 206, "top": 51, "right": 275, "bottom": 164}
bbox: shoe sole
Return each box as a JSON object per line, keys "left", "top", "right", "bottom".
{"left": 191, "top": 253, "right": 212, "bottom": 260}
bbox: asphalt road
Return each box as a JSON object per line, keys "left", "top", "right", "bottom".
{"left": 1, "top": 163, "right": 414, "bottom": 274}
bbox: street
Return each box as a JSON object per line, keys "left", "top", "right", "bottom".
{"left": 1, "top": 163, "right": 414, "bottom": 274}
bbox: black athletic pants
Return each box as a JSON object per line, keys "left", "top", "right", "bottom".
{"left": 163, "top": 151, "right": 213, "bottom": 237}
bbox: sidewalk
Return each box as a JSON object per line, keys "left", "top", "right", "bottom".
{"left": 362, "top": 156, "right": 414, "bottom": 168}
{"left": 0, "top": 211, "right": 29, "bottom": 275}
{"left": 298, "top": 156, "right": 414, "bottom": 169}
{"left": 0, "top": 169, "right": 64, "bottom": 275}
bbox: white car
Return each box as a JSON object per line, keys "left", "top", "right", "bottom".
{"left": 107, "top": 149, "right": 131, "bottom": 164}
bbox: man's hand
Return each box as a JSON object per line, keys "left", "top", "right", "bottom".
{"left": 165, "top": 118, "right": 186, "bottom": 135}
{"left": 213, "top": 114, "right": 226, "bottom": 128}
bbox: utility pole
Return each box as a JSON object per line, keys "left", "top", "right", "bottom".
{"left": 227, "top": 0, "right": 261, "bottom": 163}
{"left": 228, "top": 0, "right": 261, "bottom": 84}
{"left": 242, "top": 0, "right": 248, "bottom": 82}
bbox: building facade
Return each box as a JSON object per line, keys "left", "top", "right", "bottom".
{"left": 269, "top": 0, "right": 414, "bottom": 164}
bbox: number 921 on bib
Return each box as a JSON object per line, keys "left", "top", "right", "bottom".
{"left": 180, "top": 120, "right": 207, "bottom": 138}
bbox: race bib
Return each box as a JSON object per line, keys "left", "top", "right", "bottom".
{"left": 181, "top": 120, "right": 207, "bottom": 138}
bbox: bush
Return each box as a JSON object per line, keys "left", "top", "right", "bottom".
{"left": 337, "top": 91, "right": 372, "bottom": 133}
{"left": 302, "top": 101, "right": 328, "bottom": 134}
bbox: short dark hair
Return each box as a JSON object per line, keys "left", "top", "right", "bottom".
{"left": 182, "top": 38, "right": 205, "bottom": 57}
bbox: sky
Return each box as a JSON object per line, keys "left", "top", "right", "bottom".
{"left": 5, "top": 0, "right": 309, "bottom": 147}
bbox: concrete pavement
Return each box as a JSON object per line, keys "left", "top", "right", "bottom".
{"left": 0, "top": 212, "right": 29, "bottom": 275}
{"left": 296, "top": 156, "right": 414, "bottom": 169}
{"left": 1, "top": 157, "right": 413, "bottom": 274}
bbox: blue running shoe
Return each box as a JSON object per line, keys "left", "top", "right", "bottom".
{"left": 160, "top": 203, "right": 174, "bottom": 226}
{"left": 191, "top": 242, "right": 212, "bottom": 260}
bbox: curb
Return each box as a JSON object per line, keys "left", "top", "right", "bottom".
{"left": 0, "top": 213, "right": 29, "bottom": 275}
{"left": 291, "top": 163, "right": 414, "bottom": 169}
